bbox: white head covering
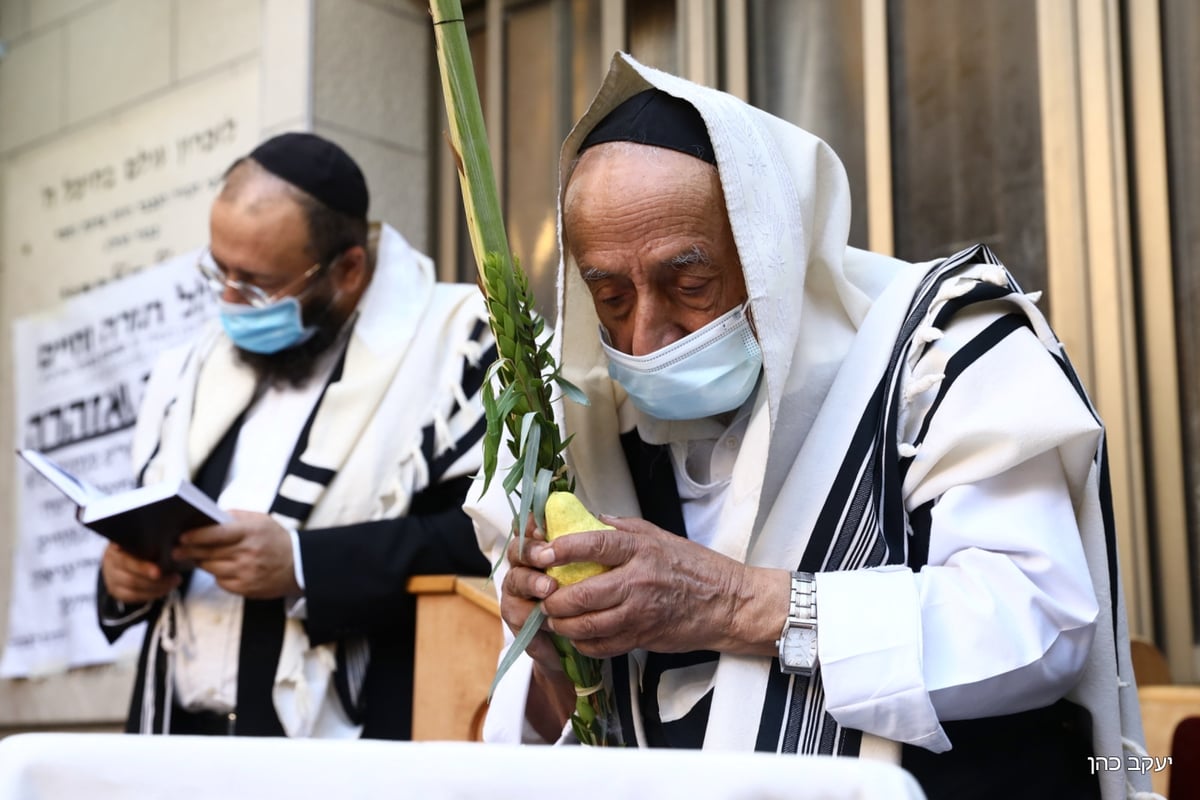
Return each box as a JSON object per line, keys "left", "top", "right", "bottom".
{"left": 555, "top": 52, "right": 907, "bottom": 527}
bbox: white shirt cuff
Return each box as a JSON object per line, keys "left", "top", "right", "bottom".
{"left": 816, "top": 566, "right": 950, "bottom": 751}
{"left": 286, "top": 528, "right": 307, "bottom": 619}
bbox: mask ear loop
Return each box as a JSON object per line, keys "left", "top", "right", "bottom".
{"left": 741, "top": 299, "right": 759, "bottom": 340}
{"left": 295, "top": 251, "right": 348, "bottom": 329}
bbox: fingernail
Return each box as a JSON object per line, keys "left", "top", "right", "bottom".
{"left": 535, "top": 576, "right": 555, "bottom": 596}
{"left": 532, "top": 545, "right": 555, "bottom": 567}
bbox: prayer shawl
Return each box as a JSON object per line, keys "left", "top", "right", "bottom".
{"left": 473, "top": 53, "right": 1149, "bottom": 799}
{"left": 120, "top": 223, "right": 491, "bottom": 736}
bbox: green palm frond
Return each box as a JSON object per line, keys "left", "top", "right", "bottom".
{"left": 430, "top": 0, "right": 620, "bottom": 747}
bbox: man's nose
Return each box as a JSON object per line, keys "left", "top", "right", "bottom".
{"left": 220, "top": 283, "right": 245, "bottom": 304}
{"left": 629, "top": 302, "right": 679, "bottom": 357}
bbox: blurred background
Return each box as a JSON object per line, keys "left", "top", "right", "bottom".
{"left": 0, "top": 0, "right": 1195, "bottom": 737}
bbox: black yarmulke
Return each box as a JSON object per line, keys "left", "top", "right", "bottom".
{"left": 249, "top": 132, "right": 369, "bottom": 220}
{"left": 579, "top": 89, "right": 715, "bottom": 165}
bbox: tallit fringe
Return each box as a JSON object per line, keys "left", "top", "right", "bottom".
{"left": 141, "top": 589, "right": 183, "bottom": 735}
{"left": 377, "top": 439, "right": 426, "bottom": 518}
{"left": 979, "top": 264, "right": 1010, "bottom": 287}
{"left": 277, "top": 641, "right": 336, "bottom": 727}
{"left": 451, "top": 381, "right": 472, "bottom": 419}
{"left": 905, "top": 277, "right": 973, "bottom": 371}
{"left": 931, "top": 276, "right": 976, "bottom": 304}
{"left": 432, "top": 411, "right": 455, "bottom": 456}
{"left": 457, "top": 337, "right": 484, "bottom": 366}
{"left": 914, "top": 325, "right": 944, "bottom": 345}
{"left": 902, "top": 372, "right": 945, "bottom": 404}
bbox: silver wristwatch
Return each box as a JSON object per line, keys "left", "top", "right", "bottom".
{"left": 776, "top": 571, "right": 818, "bottom": 675}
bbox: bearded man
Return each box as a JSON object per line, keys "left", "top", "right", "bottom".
{"left": 97, "top": 132, "right": 494, "bottom": 739}
{"left": 472, "top": 54, "right": 1148, "bottom": 800}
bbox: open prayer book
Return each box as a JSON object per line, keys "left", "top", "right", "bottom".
{"left": 17, "top": 448, "right": 229, "bottom": 570}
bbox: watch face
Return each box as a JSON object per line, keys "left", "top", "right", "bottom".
{"left": 781, "top": 626, "right": 817, "bottom": 669}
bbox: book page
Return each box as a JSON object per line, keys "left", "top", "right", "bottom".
{"left": 16, "top": 449, "right": 104, "bottom": 508}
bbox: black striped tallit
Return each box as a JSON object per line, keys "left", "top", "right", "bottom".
{"left": 613, "top": 243, "right": 1119, "bottom": 755}
{"left": 755, "top": 243, "right": 1122, "bottom": 756}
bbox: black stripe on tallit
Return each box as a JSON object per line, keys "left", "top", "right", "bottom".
{"left": 420, "top": 339, "right": 498, "bottom": 484}
{"left": 1045, "top": 348, "right": 1120, "bottom": 651}
{"left": 427, "top": 413, "right": 488, "bottom": 485}
{"left": 1098, "top": 441, "right": 1121, "bottom": 666}
{"left": 611, "top": 649, "right": 638, "bottom": 747}
{"left": 755, "top": 669, "right": 793, "bottom": 751}
{"left": 765, "top": 244, "right": 1005, "bottom": 756}
{"left": 899, "top": 313, "right": 1032, "bottom": 487}
{"left": 907, "top": 500, "right": 935, "bottom": 571}
{"left": 288, "top": 459, "right": 337, "bottom": 485}
{"left": 269, "top": 339, "right": 351, "bottom": 526}
{"left": 638, "top": 649, "right": 721, "bottom": 748}
{"left": 268, "top": 495, "right": 312, "bottom": 521}
{"left": 797, "top": 382, "right": 885, "bottom": 573}
{"left": 460, "top": 321, "right": 492, "bottom": 395}
{"left": 872, "top": 247, "right": 1001, "bottom": 561}
{"left": 137, "top": 348, "right": 202, "bottom": 487}
{"left": 922, "top": 282, "right": 1015, "bottom": 356}
{"left": 613, "top": 429, "right": 692, "bottom": 748}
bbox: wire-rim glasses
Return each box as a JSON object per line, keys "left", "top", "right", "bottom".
{"left": 197, "top": 249, "right": 328, "bottom": 308}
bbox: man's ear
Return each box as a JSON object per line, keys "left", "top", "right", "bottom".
{"left": 332, "top": 245, "right": 369, "bottom": 295}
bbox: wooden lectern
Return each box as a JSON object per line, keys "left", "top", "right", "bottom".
{"left": 406, "top": 575, "right": 504, "bottom": 741}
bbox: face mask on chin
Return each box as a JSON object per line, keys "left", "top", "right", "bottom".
{"left": 599, "top": 302, "right": 763, "bottom": 421}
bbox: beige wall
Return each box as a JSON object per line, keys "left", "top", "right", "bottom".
{"left": 0, "top": 0, "right": 434, "bottom": 732}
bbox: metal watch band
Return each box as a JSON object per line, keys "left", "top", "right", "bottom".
{"left": 787, "top": 570, "right": 817, "bottom": 623}
{"left": 776, "top": 570, "right": 818, "bottom": 676}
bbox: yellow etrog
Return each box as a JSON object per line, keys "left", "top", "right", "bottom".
{"left": 544, "top": 491, "right": 612, "bottom": 585}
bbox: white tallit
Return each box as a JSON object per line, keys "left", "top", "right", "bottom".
{"left": 133, "top": 223, "right": 489, "bottom": 737}
{"left": 474, "top": 53, "right": 1149, "bottom": 799}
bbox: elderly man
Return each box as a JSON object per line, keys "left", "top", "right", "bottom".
{"left": 473, "top": 54, "right": 1147, "bottom": 799}
{"left": 97, "top": 132, "right": 494, "bottom": 738}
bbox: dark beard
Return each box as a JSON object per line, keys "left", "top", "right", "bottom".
{"left": 234, "top": 293, "right": 353, "bottom": 388}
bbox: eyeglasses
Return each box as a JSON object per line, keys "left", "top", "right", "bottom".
{"left": 197, "top": 249, "right": 328, "bottom": 308}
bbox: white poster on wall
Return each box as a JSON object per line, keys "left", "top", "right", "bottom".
{"left": 0, "top": 60, "right": 262, "bottom": 678}
{"left": 1, "top": 254, "right": 218, "bottom": 677}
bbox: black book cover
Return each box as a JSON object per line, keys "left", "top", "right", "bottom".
{"left": 17, "top": 449, "right": 228, "bottom": 570}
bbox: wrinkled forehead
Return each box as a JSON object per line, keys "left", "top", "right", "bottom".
{"left": 563, "top": 141, "right": 719, "bottom": 211}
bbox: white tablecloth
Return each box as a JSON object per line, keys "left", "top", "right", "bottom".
{"left": 0, "top": 733, "right": 927, "bottom": 799}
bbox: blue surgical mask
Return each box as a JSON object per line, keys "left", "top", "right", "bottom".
{"left": 600, "top": 302, "right": 763, "bottom": 420}
{"left": 219, "top": 296, "right": 316, "bottom": 354}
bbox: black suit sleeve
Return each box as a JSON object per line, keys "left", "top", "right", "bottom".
{"left": 298, "top": 475, "right": 489, "bottom": 646}
{"left": 95, "top": 570, "right": 156, "bottom": 643}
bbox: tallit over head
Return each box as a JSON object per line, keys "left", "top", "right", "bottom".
{"left": 553, "top": 51, "right": 903, "bottom": 531}
{"left": 543, "top": 61, "right": 1144, "bottom": 800}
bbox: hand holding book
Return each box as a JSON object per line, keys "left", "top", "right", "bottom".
{"left": 17, "top": 448, "right": 229, "bottom": 572}
{"left": 101, "top": 542, "right": 183, "bottom": 604}
{"left": 171, "top": 510, "right": 302, "bottom": 599}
